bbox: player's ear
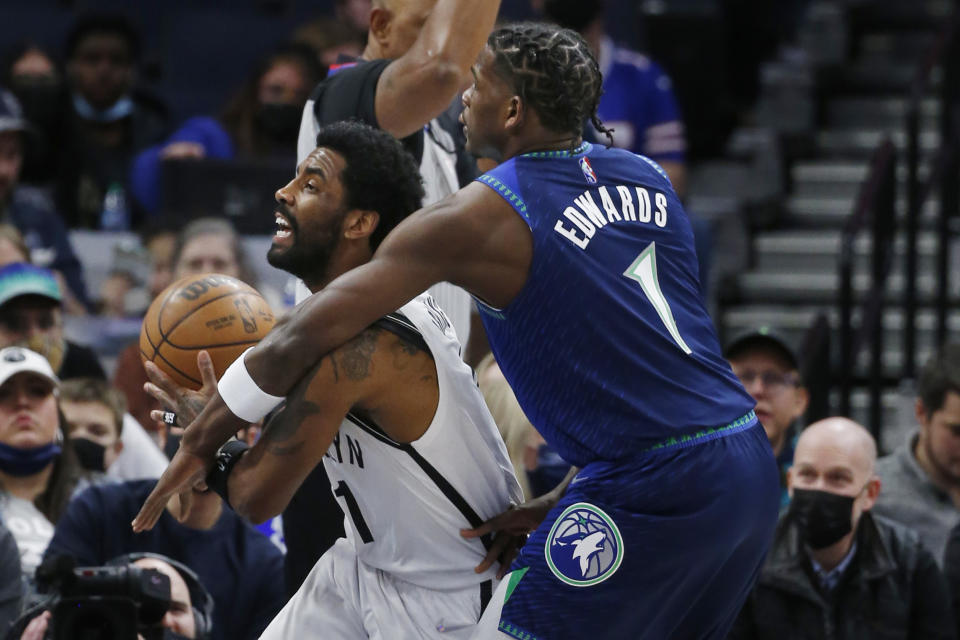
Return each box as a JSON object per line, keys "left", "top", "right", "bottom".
{"left": 343, "top": 209, "right": 380, "bottom": 241}
{"left": 369, "top": 7, "right": 392, "bottom": 48}
{"left": 504, "top": 96, "right": 524, "bottom": 132}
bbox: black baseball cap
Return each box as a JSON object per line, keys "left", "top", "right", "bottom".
{"left": 724, "top": 326, "right": 799, "bottom": 371}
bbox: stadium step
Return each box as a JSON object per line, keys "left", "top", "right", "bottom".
{"left": 753, "top": 229, "right": 940, "bottom": 274}
{"left": 784, "top": 194, "right": 938, "bottom": 228}
{"left": 827, "top": 96, "right": 939, "bottom": 130}
{"left": 815, "top": 128, "right": 940, "bottom": 158}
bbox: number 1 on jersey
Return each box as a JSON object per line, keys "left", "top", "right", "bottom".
{"left": 334, "top": 480, "right": 374, "bottom": 543}
{"left": 624, "top": 242, "right": 693, "bottom": 355}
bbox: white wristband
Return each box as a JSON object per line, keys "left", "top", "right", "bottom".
{"left": 218, "top": 348, "right": 284, "bottom": 423}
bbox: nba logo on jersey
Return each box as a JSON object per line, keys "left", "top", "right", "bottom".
{"left": 579, "top": 157, "right": 598, "bottom": 184}
{"left": 544, "top": 502, "right": 623, "bottom": 587}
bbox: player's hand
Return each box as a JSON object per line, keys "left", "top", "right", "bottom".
{"left": 132, "top": 446, "right": 211, "bottom": 531}
{"left": 460, "top": 493, "right": 558, "bottom": 579}
{"left": 133, "top": 393, "right": 247, "bottom": 532}
{"left": 144, "top": 351, "right": 217, "bottom": 434}
{"left": 20, "top": 610, "right": 50, "bottom": 640}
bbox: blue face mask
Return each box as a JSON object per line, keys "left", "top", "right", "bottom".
{"left": 72, "top": 94, "right": 134, "bottom": 123}
{"left": 0, "top": 442, "right": 61, "bottom": 476}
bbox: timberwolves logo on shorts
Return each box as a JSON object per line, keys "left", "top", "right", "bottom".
{"left": 544, "top": 502, "right": 623, "bottom": 587}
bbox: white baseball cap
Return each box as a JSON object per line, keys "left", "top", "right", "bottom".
{"left": 0, "top": 347, "right": 59, "bottom": 390}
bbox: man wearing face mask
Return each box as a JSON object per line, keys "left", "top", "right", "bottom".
{"left": 728, "top": 417, "right": 955, "bottom": 639}
{"left": 56, "top": 11, "right": 168, "bottom": 230}
{"left": 59, "top": 378, "right": 125, "bottom": 478}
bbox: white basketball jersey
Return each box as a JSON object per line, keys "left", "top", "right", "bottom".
{"left": 321, "top": 293, "right": 522, "bottom": 590}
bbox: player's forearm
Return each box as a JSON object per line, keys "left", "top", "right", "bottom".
{"left": 227, "top": 454, "right": 284, "bottom": 524}
{"left": 416, "top": 0, "right": 502, "bottom": 77}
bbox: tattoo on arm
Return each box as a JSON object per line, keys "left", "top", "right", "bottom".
{"left": 261, "top": 363, "right": 323, "bottom": 456}
{"left": 336, "top": 328, "right": 380, "bottom": 381}
{"left": 259, "top": 330, "right": 379, "bottom": 456}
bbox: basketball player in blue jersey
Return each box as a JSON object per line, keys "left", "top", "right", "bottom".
{"left": 135, "top": 22, "right": 780, "bottom": 639}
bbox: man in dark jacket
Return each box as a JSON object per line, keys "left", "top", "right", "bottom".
{"left": 729, "top": 417, "right": 955, "bottom": 640}
{"left": 945, "top": 522, "right": 960, "bottom": 639}
{"left": 0, "top": 88, "right": 90, "bottom": 308}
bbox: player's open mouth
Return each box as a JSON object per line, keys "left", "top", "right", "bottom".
{"left": 274, "top": 213, "right": 294, "bottom": 242}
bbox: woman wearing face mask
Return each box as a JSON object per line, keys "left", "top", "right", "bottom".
{"left": 0, "top": 346, "right": 84, "bottom": 586}
{"left": 129, "top": 44, "right": 323, "bottom": 216}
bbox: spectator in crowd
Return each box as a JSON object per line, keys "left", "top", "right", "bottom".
{"left": 874, "top": 344, "right": 960, "bottom": 565}
{"left": 726, "top": 328, "right": 809, "bottom": 509}
{"left": 946, "top": 522, "right": 960, "bottom": 639}
{"left": 0, "top": 347, "right": 83, "bottom": 582}
{"left": 728, "top": 417, "right": 956, "bottom": 640}
{"left": 59, "top": 378, "right": 125, "bottom": 478}
{"left": 15, "top": 553, "right": 209, "bottom": 640}
{"left": 291, "top": 17, "right": 367, "bottom": 70}
{"left": 0, "top": 520, "right": 22, "bottom": 636}
{"left": 56, "top": 11, "right": 168, "bottom": 230}
{"left": 129, "top": 45, "right": 322, "bottom": 216}
{"left": 477, "top": 353, "right": 545, "bottom": 500}
{"left": 112, "top": 217, "right": 269, "bottom": 436}
{"left": 0, "top": 88, "right": 90, "bottom": 309}
{"left": 0, "top": 263, "right": 104, "bottom": 380}
{"left": 541, "top": 0, "right": 687, "bottom": 196}
{"left": 286, "top": 0, "right": 497, "bottom": 597}
{"left": 44, "top": 441, "right": 286, "bottom": 640}
{"left": 1, "top": 43, "right": 66, "bottom": 187}
{"left": 0, "top": 225, "right": 29, "bottom": 267}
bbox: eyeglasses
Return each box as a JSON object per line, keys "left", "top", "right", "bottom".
{"left": 735, "top": 369, "right": 800, "bottom": 393}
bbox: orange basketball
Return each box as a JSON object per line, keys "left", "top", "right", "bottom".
{"left": 140, "top": 273, "right": 276, "bottom": 390}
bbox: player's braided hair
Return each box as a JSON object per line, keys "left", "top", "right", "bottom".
{"left": 487, "top": 22, "right": 613, "bottom": 146}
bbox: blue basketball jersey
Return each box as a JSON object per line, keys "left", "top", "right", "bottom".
{"left": 475, "top": 142, "right": 755, "bottom": 466}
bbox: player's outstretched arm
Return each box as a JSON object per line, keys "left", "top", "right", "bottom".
{"left": 224, "top": 347, "right": 359, "bottom": 524}
{"left": 134, "top": 183, "right": 529, "bottom": 531}
{"left": 374, "top": 0, "right": 502, "bottom": 139}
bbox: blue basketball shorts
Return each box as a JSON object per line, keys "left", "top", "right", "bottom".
{"left": 493, "top": 417, "right": 779, "bottom": 640}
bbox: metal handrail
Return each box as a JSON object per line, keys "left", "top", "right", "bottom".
{"left": 800, "top": 313, "right": 831, "bottom": 425}
{"left": 838, "top": 138, "right": 897, "bottom": 443}
{"left": 904, "top": 13, "right": 960, "bottom": 376}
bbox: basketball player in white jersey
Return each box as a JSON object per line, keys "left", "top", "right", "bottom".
{"left": 285, "top": 0, "right": 503, "bottom": 595}
{"left": 144, "top": 121, "right": 521, "bottom": 639}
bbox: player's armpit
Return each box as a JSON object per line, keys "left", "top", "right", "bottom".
{"left": 227, "top": 343, "right": 364, "bottom": 524}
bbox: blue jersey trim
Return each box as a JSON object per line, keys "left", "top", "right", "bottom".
{"left": 520, "top": 141, "right": 591, "bottom": 159}
{"left": 498, "top": 620, "right": 540, "bottom": 640}
{"left": 644, "top": 410, "right": 758, "bottom": 453}
{"left": 477, "top": 174, "right": 529, "bottom": 219}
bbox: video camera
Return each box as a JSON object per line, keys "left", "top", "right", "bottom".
{"left": 32, "top": 554, "right": 173, "bottom": 640}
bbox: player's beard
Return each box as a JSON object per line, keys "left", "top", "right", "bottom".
{"left": 267, "top": 212, "right": 344, "bottom": 288}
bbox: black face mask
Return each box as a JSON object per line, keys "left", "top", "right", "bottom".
{"left": 790, "top": 488, "right": 856, "bottom": 550}
{"left": 11, "top": 78, "right": 64, "bottom": 132}
{"left": 255, "top": 102, "right": 302, "bottom": 142}
{"left": 71, "top": 437, "right": 107, "bottom": 472}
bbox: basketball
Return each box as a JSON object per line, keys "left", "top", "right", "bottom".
{"left": 140, "top": 273, "right": 276, "bottom": 390}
